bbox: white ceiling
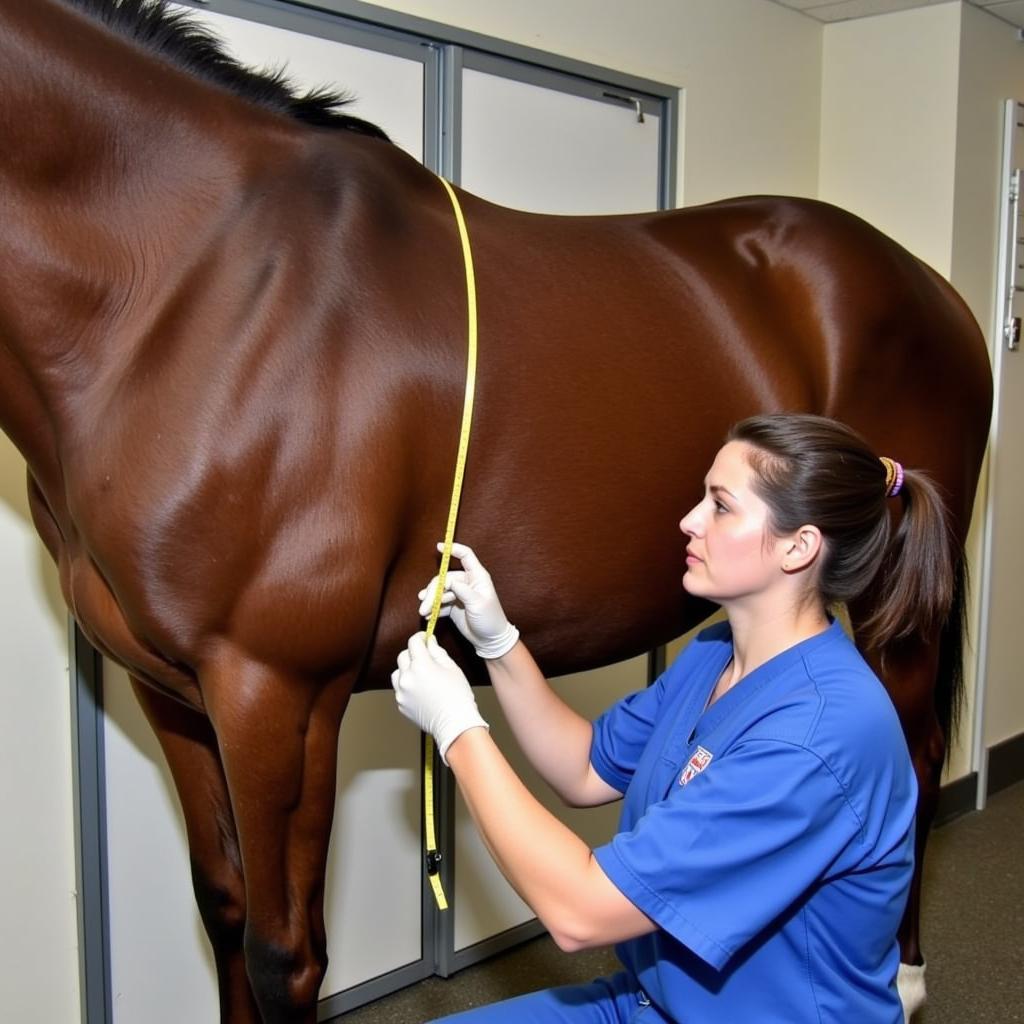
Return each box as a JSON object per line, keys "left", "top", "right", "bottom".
{"left": 769, "top": 0, "right": 1024, "bottom": 29}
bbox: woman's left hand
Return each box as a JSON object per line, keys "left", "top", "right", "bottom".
{"left": 391, "top": 632, "right": 489, "bottom": 763}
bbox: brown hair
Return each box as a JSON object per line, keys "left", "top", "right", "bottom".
{"left": 727, "top": 413, "right": 954, "bottom": 650}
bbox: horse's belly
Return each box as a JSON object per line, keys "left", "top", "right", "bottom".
{"left": 63, "top": 550, "right": 205, "bottom": 711}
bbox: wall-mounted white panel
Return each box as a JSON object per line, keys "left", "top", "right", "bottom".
{"left": 461, "top": 68, "right": 659, "bottom": 214}
{"left": 0, "top": 441, "right": 79, "bottom": 1023}
{"left": 103, "top": 663, "right": 219, "bottom": 1022}
{"left": 321, "top": 691, "right": 423, "bottom": 994}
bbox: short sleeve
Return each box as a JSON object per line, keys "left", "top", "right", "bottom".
{"left": 594, "top": 739, "right": 863, "bottom": 970}
{"left": 590, "top": 671, "right": 671, "bottom": 793}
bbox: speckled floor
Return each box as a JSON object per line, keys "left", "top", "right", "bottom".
{"left": 916, "top": 782, "right": 1023, "bottom": 1024}
{"left": 338, "top": 782, "right": 1024, "bottom": 1023}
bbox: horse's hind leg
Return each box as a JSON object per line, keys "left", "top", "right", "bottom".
{"left": 845, "top": 609, "right": 949, "bottom": 1022}
{"left": 131, "top": 678, "right": 261, "bottom": 1024}
{"left": 202, "top": 652, "right": 352, "bottom": 1024}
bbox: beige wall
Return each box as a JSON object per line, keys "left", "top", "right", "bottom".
{"left": 819, "top": 2, "right": 961, "bottom": 275}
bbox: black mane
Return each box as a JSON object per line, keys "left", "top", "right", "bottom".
{"left": 64, "top": 0, "right": 391, "bottom": 140}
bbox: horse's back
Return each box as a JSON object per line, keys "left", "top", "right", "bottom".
{"left": 478, "top": 191, "right": 990, "bottom": 477}
{"left": 429, "top": 192, "right": 991, "bottom": 678}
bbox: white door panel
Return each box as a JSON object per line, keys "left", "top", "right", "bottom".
{"left": 103, "top": 664, "right": 219, "bottom": 1021}
{"left": 461, "top": 67, "right": 660, "bottom": 214}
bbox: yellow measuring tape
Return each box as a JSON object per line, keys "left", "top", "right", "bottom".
{"left": 421, "top": 175, "right": 478, "bottom": 912}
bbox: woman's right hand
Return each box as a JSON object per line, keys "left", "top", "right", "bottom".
{"left": 418, "top": 542, "right": 520, "bottom": 659}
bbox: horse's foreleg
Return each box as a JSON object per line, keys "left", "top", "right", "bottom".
{"left": 202, "top": 652, "right": 352, "bottom": 1024}
{"left": 131, "top": 678, "right": 261, "bottom": 1024}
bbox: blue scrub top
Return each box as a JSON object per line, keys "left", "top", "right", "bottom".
{"left": 591, "top": 619, "right": 917, "bottom": 1024}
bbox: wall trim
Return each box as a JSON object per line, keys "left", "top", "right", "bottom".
{"left": 937, "top": 732, "right": 1024, "bottom": 830}
{"left": 935, "top": 771, "right": 978, "bottom": 827}
{"left": 319, "top": 958, "right": 435, "bottom": 1020}
{"left": 450, "top": 920, "right": 547, "bottom": 974}
{"left": 69, "top": 620, "right": 112, "bottom": 1024}
{"left": 987, "top": 732, "right": 1024, "bottom": 797}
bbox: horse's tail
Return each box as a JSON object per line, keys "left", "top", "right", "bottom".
{"left": 936, "top": 550, "right": 969, "bottom": 763}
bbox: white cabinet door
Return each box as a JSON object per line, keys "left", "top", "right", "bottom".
{"left": 102, "top": 9, "right": 427, "bottom": 1021}
{"left": 461, "top": 66, "right": 661, "bottom": 214}
{"left": 454, "top": 60, "right": 663, "bottom": 953}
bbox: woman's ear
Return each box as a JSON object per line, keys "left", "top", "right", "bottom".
{"left": 780, "top": 525, "right": 823, "bottom": 573}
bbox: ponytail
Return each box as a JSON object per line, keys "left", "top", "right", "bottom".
{"left": 727, "top": 414, "right": 956, "bottom": 649}
{"left": 858, "top": 469, "right": 954, "bottom": 650}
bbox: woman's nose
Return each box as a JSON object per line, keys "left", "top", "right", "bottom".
{"left": 679, "top": 505, "right": 700, "bottom": 536}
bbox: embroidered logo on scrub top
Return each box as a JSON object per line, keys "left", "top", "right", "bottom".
{"left": 679, "top": 745, "right": 714, "bottom": 786}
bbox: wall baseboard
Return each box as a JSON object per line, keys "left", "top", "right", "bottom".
{"left": 987, "top": 731, "right": 1024, "bottom": 798}
{"left": 935, "top": 772, "right": 977, "bottom": 827}
{"left": 935, "top": 732, "right": 1024, "bottom": 829}
{"left": 450, "top": 919, "right": 546, "bottom": 974}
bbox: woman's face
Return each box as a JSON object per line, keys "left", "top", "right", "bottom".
{"left": 679, "top": 441, "right": 786, "bottom": 604}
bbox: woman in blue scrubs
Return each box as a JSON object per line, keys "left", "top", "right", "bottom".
{"left": 392, "top": 413, "right": 952, "bottom": 1024}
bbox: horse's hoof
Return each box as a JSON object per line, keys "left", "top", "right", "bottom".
{"left": 897, "top": 961, "right": 927, "bottom": 1021}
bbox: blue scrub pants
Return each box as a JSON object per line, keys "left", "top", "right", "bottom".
{"left": 431, "top": 971, "right": 670, "bottom": 1023}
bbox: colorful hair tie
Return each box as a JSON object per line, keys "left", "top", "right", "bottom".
{"left": 880, "top": 457, "right": 904, "bottom": 497}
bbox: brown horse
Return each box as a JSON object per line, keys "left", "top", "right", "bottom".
{"left": 0, "top": 1, "right": 991, "bottom": 1021}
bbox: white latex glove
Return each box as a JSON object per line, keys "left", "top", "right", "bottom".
{"left": 391, "top": 632, "right": 489, "bottom": 764}
{"left": 417, "top": 542, "right": 520, "bottom": 660}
